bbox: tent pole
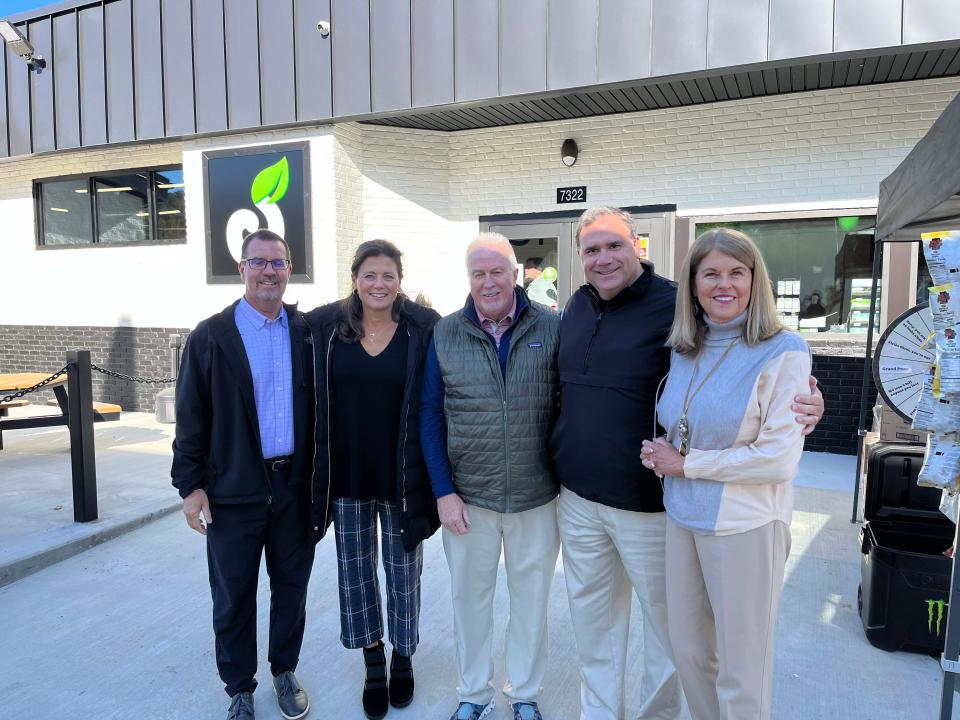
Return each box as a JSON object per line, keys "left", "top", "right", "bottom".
{"left": 940, "top": 520, "right": 960, "bottom": 718}
{"left": 851, "top": 239, "right": 884, "bottom": 523}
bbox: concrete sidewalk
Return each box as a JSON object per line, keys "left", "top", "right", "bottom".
{"left": 0, "top": 417, "right": 946, "bottom": 718}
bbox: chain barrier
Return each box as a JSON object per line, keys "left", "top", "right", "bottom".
{"left": 0, "top": 366, "right": 69, "bottom": 405}
{"left": 91, "top": 364, "right": 177, "bottom": 385}
{"left": 1, "top": 363, "right": 175, "bottom": 406}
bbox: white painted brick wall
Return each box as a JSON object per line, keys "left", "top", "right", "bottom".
{"left": 2, "top": 75, "right": 959, "bottom": 325}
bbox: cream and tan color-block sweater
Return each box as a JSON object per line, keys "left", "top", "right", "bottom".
{"left": 657, "top": 312, "right": 811, "bottom": 536}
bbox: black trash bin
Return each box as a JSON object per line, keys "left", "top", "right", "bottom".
{"left": 858, "top": 442, "right": 955, "bottom": 654}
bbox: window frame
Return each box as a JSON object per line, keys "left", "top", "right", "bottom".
{"left": 33, "top": 165, "right": 186, "bottom": 249}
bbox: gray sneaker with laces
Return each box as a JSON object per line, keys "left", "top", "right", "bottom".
{"left": 226, "top": 691, "right": 255, "bottom": 720}
{"left": 273, "top": 671, "right": 309, "bottom": 720}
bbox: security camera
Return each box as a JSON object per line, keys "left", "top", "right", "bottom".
{"left": 317, "top": 20, "right": 330, "bottom": 37}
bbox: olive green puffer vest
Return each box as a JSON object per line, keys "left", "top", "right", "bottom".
{"left": 433, "top": 301, "right": 560, "bottom": 513}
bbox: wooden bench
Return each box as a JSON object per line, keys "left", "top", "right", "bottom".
{"left": 47, "top": 398, "right": 122, "bottom": 420}
{"left": 0, "top": 398, "right": 30, "bottom": 417}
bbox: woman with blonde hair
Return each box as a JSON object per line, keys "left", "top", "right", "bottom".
{"left": 641, "top": 228, "right": 811, "bottom": 720}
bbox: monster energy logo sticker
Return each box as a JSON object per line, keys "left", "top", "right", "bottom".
{"left": 927, "top": 599, "right": 949, "bottom": 636}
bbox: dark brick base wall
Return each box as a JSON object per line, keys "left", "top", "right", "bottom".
{"left": 1, "top": 325, "right": 874, "bottom": 454}
{"left": 0, "top": 325, "right": 190, "bottom": 412}
{"left": 807, "top": 354, "right": 876, "bottom": 456}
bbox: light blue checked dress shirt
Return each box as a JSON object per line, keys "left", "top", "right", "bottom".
{"left": 235, "top": 298, "right": 294, "bottom": 460}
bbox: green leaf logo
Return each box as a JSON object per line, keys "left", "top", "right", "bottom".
{"left": 250, "top": 156, "right": 290, "bottom": 205}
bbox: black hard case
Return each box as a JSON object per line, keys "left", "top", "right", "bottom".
{"left": 858, "top": 442, "right": 955, "bottom": 653}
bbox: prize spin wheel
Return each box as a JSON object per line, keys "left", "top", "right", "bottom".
{"left": 871, "top": 303, "right": 933, "bottom": 423}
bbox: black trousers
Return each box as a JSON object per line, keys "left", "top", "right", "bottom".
{"left": 206, "top": 469, "right": 315, "bottom": 697}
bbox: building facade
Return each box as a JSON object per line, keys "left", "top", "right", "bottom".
{"left": 2, "top": 0, "right": 960, "bottom": 452}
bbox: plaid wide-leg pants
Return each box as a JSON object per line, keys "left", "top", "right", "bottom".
{"left": 333, "top": 498, "right": 423, "bottom": 656}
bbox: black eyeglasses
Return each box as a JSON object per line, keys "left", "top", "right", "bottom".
{"left": 242, "top": 257, "right": 290, "bottom": 270}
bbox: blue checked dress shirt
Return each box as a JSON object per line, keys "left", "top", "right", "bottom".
{"left": 235, "top": 298, "right": 294, "bottom": 460}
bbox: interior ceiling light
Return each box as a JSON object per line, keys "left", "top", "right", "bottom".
{"left": 0, "top": 21, "right": 46, "bottom": 72}
{"left": 49, "top": 207, "right": 69, "bottom": 213}
{"left": 561, "top": 138, "right": 578, "bottom": 167}
{"left": 96, "top": 186, "right": 134, "bottom": 193}
{"left": 156, "top": 183, "right": 185, "bottom": 189}
{"left": 158, "top": 209, "right": 181, "bottom": 215}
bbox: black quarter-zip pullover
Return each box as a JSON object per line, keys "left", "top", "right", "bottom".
{"left": 551, "top": 263, "right": 677, "bottom": 512}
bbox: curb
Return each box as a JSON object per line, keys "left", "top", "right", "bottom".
{"left": 0, "top": 502, "right": 181, "bottom": 589}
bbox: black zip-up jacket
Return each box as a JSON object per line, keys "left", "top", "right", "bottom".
{"left": 551, "top": 263, "right": 677, "bottom": 512}
{"left": 171, "top": 300, "right": 319, "bottom": 509}
{"left": 305, "top": 298, "right": 441, "bottom": 550}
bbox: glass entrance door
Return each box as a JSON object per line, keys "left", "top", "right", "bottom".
{"left": 486, "top": 220, "right": 573, "bottom": 309}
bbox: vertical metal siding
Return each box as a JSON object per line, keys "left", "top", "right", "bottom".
{"left": 370, "top": 0, "right": 411, "bottom": 112}
{"left": 769, "top": 0, "right": 834, "bottom": 60}
{"left": 0, "top": 45, "right": 8, "bottom": 157}
{"left": 904, "top": 0, "right": 960, "bottom": 44}
{"left": 834, "top": 0, "right": 902, "bottom": 52}
{"left": 293, "top": 0, "right": 332, "bottom": 120}
{"left": 53, "top": 12, "right": 81, "bottom": 149}
{"left": 259, "top": 0, "right": 297, "bottom": 125}
{"left": 707, "top": 0, "right": 768, "bottom": 69}
{"left": 652, "top": 0, "right": 708, "bottom": 77}
{"left": 192, "top": 0, "right": 228, "bottom": 133}
{"left": 547, "top": 0, "right": 598, "bottom": 91}
{"left": 411, "top": 0, "right": 453, "bottom": 107}
{"left": 7, "top": 29, "right": 32, "bottom": 156}
{"left": 500, "top": 0, "right": 546, "bottom": 96}
{"left": 104, "top": 0, "right": 135, "bottom": 142}
{"left": 28, "top": 18, "right": 55, "bottom": 152}
{"left": 78, "top": 4, "right": 107, "bottom": 146}
{"left": 597, "top": 0, "right": 652, "bottom": 83}
{"left": 162, "top": 0, "right": 196, "bottom": 136}
{"left": 454, "top": 0, "right": 498, "bottom": 101}
{"left": 133, "top": 0, "right": 164, "bottom": 139}
{"left": 331, "top": 0, "right": 371, "bottom": 116}
{"left": 223, "top": 0, "right": 261, "bottom": 129}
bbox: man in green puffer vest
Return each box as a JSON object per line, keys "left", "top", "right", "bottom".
{"left": 421, "top": 233, "right": 560, "bottom": 720}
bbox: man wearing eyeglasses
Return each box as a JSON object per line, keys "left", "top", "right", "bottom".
{"left": 172, "top": 229, "right": 324, "bottom": 720}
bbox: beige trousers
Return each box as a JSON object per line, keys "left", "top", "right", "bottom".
{"left": 665, "top": 517, "right": 791, "bottom": 720}
{"left": 442, "top": 499, "right": 560, "bottom": 706}
{"left": 558, "top": 488, "right": 682, "bottom": 720}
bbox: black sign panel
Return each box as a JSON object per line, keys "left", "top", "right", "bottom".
{"left": 556, "top": 186, "right": 587, "bottom": 204}
{"left": 202, "top": 142, "right": 312, "bottom": 283}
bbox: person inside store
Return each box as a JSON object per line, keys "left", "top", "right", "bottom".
{"left": 305, "top": 239, "right": 440, "bottom": 720}
{"left": 801, "top": 291, "right": 827, "bottom": 318}
{"left": 171, "top": 228, "right": 320, "bottom": 720}
{"left": 642, "top": 227, "right": 811, "bottom": 720}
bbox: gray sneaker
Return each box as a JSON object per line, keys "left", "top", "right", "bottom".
{"left": 450, "top": 700, "right": 495, "bottom": 720}
{"left": 513, "top": 702, "right": 543, "bottom": 720}
{"left": 226, "top": 691, "right": 255, "bottom": 720}
{"left": 273, "top": 671, "right": 309, "bottom": 720}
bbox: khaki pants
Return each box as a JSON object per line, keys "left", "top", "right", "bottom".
{"left": 665, "top": 517, "right": 791, "bottom": 720}
{"left": 442, "top": 500, "right": 560, "bottom": 706}
{"left": 558, "top": 488, "right": 682, "bottom": 720}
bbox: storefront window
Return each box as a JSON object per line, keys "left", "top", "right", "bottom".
{"left": 39, "top": 179, "right": 92, "bottom": 246}
{"left": 695, "top": 216, "right": 877, "bottom": 334}
{"left": 154, "top": 169, "right": 186, "bottom": 242}
{"left": 35, "top": 166, "right": 184, "bottom": 247}
{"left": 95, "top": 174, "right": 150, "bottom": 244}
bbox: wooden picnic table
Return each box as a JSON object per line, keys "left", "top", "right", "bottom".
{"left": 0, "top": 370, "right": 120, "bottom": 450}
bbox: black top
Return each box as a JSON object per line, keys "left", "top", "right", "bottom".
{"left": 330, "top": 322, "right": 409, "bottom": 501}
{"left": 551, "top": 264, "right": 677, "bottom": 512}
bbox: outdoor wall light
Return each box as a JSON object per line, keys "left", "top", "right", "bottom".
{"left": 561, "top": 139, "right": 578, "bottom": 167}
{"left": 0, "top": 21, "right": 46, "bottom": 73}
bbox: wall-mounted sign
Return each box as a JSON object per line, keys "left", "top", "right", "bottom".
{"left": 556, "top": 186, "right": 587, "bottom": 204}
{"left": 202, "top": 142, "right": 312, "bottom": 284}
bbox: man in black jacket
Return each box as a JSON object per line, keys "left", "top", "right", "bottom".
{"left": 552, "top": 208, "right": 824, "bottom": 720}
{"left": 172, "top": 229, "right": 321, "bottom": 720}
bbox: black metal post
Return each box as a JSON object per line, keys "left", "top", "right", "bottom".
{"left": 851, "top": 240, "right": 885, "bottom": 523}
{"left": 941, "top": 519, "right": 960, "bottom": 718}
{"left": 67, "top": 350, "right": 98, "bottom": 523}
